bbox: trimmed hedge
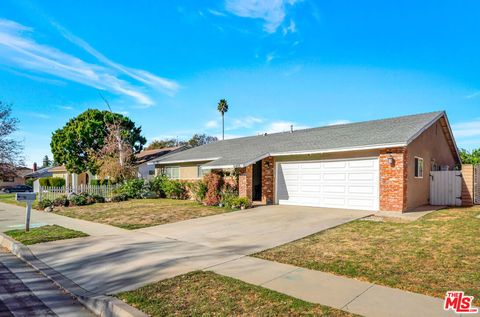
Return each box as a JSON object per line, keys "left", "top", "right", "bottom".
{"left": 39, "top": 177, "right": 65, "bottom": 187}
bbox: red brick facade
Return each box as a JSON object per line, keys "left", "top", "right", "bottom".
{"left": 238, "top": 165, "right": 253, "bottom": 200}
{"left": 261, "top": 156, "right": 275, "bottom": 204}
{"left": 379, "top": 147, "right": 408, "bottom": 212}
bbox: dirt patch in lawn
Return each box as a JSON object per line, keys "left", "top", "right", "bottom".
{"left": 54, "top": 198, "right": 231, "bottom": 229}
{"left": 256, "top": 206, "right": 480, "bottom": 305}
{"left": 117, "top": 271, "right": 355, "bottom": 317}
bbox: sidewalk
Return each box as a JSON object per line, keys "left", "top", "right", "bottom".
{"left": 0, "top": 248, "right": 94, "bottom": 316}
{"left": 0, "top": 202, "right": 127, "bottom": 236}
{"left": 209, "top": 256, "right": 470, "bottom": 317}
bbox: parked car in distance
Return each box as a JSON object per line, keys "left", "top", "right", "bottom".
{"left": 1, "top": 185, "right": 33, "bottom": 193}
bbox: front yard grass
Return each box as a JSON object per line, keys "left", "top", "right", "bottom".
{"left": 117, "top": 271, "right": 354, "bottom": 317}
{"left": 4, "top": 225, "right": 88, "bottom": 245}
{"left": 0, "top": 193, "right": 26, "bottom": 207}
{"left": 256, "top": 206, "right": 480, "bottom": 305}
{"left": 54, "top": 198, "right": 232, "bottom": 229}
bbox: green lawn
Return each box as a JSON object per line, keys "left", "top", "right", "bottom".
{"left": 0, "top": 193, "right": 26, "bottom": 207}
{"left": 256, "top": 206, "right": 480, "bottom": 305}
{"left": 54, "top": 198, "right": 232, "bottom": 229}
{"left": 117, "top": 271, "right": 355, "bottom": 317}
{"left": 4, "top": 224, "right": 88, "bottom": 245}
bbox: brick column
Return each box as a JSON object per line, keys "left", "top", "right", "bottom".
{"left": 261, "top": 157, "right": 275, "bottom": 204}
{"left": 238, "top": 166, "right": 253, "bottom": 200}
{"left": 379, "top": 147, "right": 408, "bottom": 212}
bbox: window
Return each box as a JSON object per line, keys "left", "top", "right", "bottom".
{"left": 414, "top": 157, "right": 424, "bottom": 178}
{"left": 164, "top": 166, "right": 180, "bottom": 179}
{"left": 148, "top": 170, "right": 155, "bottom": 176}
{"left": 197, "top": 166, "right": 207, "bottom": 179}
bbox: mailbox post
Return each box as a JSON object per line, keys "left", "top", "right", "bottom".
{"left": 15, "top": 193, "right": 36, "bottom": 232}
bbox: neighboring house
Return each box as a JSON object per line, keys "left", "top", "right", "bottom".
{"left": 135, "top": 146, "right": 186, "bottom": 180}
{"left": 45, "top": 146, "right": 186, "bottom": 186}
{"left": 151, "top": 111, "right": 460, "bottom": 212}
{"left": 0, "top": 166, "right": 33, "bottom": 189}
{"left": 48, "top": 166, "right": 94, "bottom": 187}
{"left": 24, "top": 166, "right": 53, "bottom": 180}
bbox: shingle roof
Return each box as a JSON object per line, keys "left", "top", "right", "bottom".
{"left": 152, "top": 111, "right": 457, "bottom": 168}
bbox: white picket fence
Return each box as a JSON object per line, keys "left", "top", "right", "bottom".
{"left": 37, "top": 184, "right": 121, "bottom": 201}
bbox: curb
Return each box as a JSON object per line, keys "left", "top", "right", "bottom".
{"left": 0, "top": 233, "right": 148, "bottom": 317}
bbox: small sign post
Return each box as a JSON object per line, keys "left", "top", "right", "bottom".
{"left": 15, "top": 193, "right": 36, "bottom": 232}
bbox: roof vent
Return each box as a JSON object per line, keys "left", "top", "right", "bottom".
{"left": 290, "top": 125, "right": 294, "bottom": 133}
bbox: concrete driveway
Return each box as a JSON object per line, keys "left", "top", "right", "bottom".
{"left": 138, "top": 205, "right": 373, "bottom": 254}
{"left": 27, "top": 205, "right": 373, "bottom": 295}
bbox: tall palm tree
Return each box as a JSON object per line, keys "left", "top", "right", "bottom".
{"left": 217, "top": 99, "right": 229, "bottom": 140}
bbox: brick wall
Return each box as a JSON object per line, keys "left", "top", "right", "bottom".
{"left": 461, "top": 164, "right": 474, "bottom": 206}
{"left": 379, "top": 148, "right": 408, "bottom": 212}
{"left": 238, "top": 165, "right": 253, "bottom": 200}
{"left": 261, "top": 157, "right": 275, "bottom": 204}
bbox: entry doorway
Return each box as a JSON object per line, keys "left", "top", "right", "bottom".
{"left": 252, "top": 161, "right": 262, "bottom": 201}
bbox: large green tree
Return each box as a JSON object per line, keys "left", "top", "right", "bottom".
{"left": 51, "top": 109, "right": 146, "bottom": 174}
{"left": 460, "top": 148, "right": 480, "bottom": 165}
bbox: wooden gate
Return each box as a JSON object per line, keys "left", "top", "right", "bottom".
{"left": 430, "top": 171, "right": 462, "bottom": 206}
{"left": 475, "top": 165, "right": 480, "bottom": 204}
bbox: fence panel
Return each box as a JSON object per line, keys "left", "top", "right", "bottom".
{"left": 430, "top": 171, "right": 462, "bottom": 206}
{"left": 37, "top": 184, "right": 120, "bottom": 201}
{"left": 475, "top": 165, "right": 480, "bottom": 204}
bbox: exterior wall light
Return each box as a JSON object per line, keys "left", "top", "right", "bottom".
{"left": 387, "top": 155, "right": 395, "bottom": 166}
{"left": 264, "top": 160, "right": 270, "bottom": 168}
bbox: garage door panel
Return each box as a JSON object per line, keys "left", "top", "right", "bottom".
{"left": 348, "top": 173, "right": 375, "bottom": 181}
{"left": 277, "top": 159, "right": 379, "bottom": 211}
{"left": 348, "top": 160, "right": 376, "bottom": 168}
{"left": 323, "top": 173, "right": 347, "bottom": 181}
{"left": 323, "top": 161, "right": 347, "bottom": 169}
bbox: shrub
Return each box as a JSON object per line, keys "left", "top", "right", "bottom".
{"left": 161, "top": 179, "right": 187, "bottom": 199}
{"left": 233, "top": 197, "right": 251, "bottom": 209}
{"left": 25, "top": 178, "right": 34, "bottom": 187}
{"left": 39, "top": 177, "right": 65, "bottom": 187}
{"left": 53, "top": 195, "right": 69, "bottom": 207}
{"left": 90, "top": 194, "right": 105, "bottom": 203}
{"left": 38, "top": 199, "right": 53, "bottom": 209}
{"left": 149, "top": 175, "right": 168, "bottom": 197}
{"left": 69, "top": 194, "right": 89, "bottom": 206}
{"left": 221, "top": 192, "right": 237, "bottom": 209}
{"left": 90, "top": 179, "right": 113, "bottom": 186}
{"left": 203, "top": 173, "right": 223, "bottom": 206}
{"left": 118, "top": 179, "right": 147, "bottom": 199}
{"left": 186, "top": 181, "right": 207, "bottom": 202}
{"left": 111, "top": 194, "right": 128, "bottom": 202}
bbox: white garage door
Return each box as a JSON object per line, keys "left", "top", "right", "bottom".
{"left": 276, "top": 158, "right": 379, "bottom": 211}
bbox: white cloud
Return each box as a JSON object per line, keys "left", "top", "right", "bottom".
{"left": 263, "top": 121, "right": 309, "bottom": 133}
{"left": 228, "top": 116, "right": 263, "bottom": 130}
{"left": 266, "top": 52, "right": 275, "bottom": 63}
{"left": 0, "top": 18, "right": 179, "bottom": 107}
{"left": 327, "top": 119, "right": 351, "bottom": 126}
{"left": 26, "top": 112, "right": 50, "bottom": 119}
{"left": 452, "top": 120, "right": 480, "bottom": 138}
{"left": 208, "top": 9, "right": 227, "bottom": 16}
{"left": 282, "top": 19, "right": 296, "bottom": 35}
{"left": 225, "top": 0, "right": 298, "bottom": 33}
{"left": 465, "top": 91, "right": 480, "bottom": 99}
{"left": 58, "top": 105, "right": 74, "bottom": 110}
{"left": 205, "top": 120, "right": 219, "bottom": 128}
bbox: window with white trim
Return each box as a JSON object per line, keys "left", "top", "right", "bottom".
{"left": 414, "top": 157, "right": 423, "bottom": 178}
{"left": 164, "top": 166, "right": 180, "bottom": 179}
{"left": 197, "top": 166, "right": 207, "bottom": 179}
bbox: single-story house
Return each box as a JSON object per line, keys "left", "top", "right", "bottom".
{"left": 48, "top": 165, "right": 94, "bottom": 187}
{"left": 151, "top": 111, "right": 460, "bottom": 212}
{"left": 0, "top": 166, "right": 33, "bottom": 189}
{"left": 135, "top": 146, "right": 186, "bottom": 180}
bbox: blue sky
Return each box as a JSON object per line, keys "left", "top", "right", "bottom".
{"left": 1, "top": 0, "right": 479, "bottom": 166}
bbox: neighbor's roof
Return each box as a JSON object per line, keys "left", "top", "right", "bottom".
{"left": 135, "top": 146, "right": 183, "bottom": 165}
{"left": 24, "top": 167, "right": 52, "bottom": 179}
{"left": 48, "top": 165, "right": 67, "bottom": 173}
{"left": 151, "top": 111, "right": 460, "bottom": 168}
